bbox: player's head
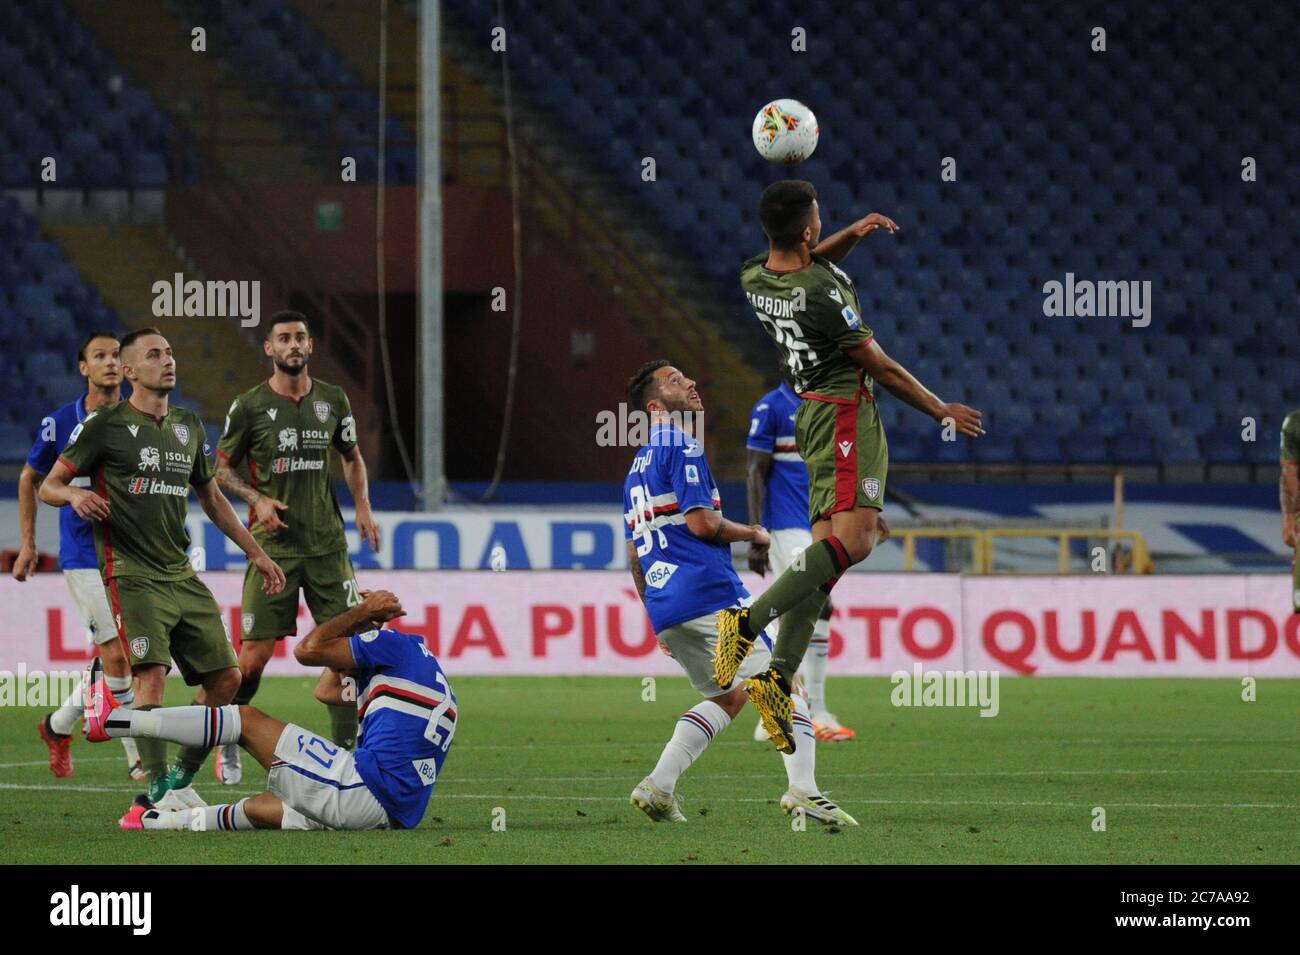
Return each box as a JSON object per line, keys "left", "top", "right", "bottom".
{"left": 119, "top": 327, "right": 175, "bottom": 394}
{"left": 77, "top": 330, "right": 121, "bottom": 391}
{"left": 759, "top": 180, "right": 821, "bottom": 251}
{"left": 264, "top": 310, "right": 313, "bottom": 375}
{"left": 627, "top": 359, "right": 703, "bottom": 416}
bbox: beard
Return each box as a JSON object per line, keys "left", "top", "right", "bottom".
{"left": 273, "top": 355, "right": 307, "bottom": 375}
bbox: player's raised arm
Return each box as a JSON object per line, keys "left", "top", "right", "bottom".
{"left": 811, "top": 212, "right": 899, "bottom": 264}
{"left": 295, "top": 589, "right": 404, "bottom": 669}
{"left": 846, "top": 338, "right": 984, "bottom": 438}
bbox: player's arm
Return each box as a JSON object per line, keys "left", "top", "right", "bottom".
{"left": 746, "top": 450, "right": 773, "bottom": 574}
{"left": 811, "top": 212, "right": 899, "bottom": 264}
{"left": 295, "top": 589, "right": 404, "bottom": 670}
{"left": 215, "top": 456, "right": 290, "bottom": 536}
{"left": 340, "top": 445, "right": 380, "bottom": 552}
{"left": 38, "top": 460, "right": 110, "bottom": 519}
{"left": 13, "top": 464, "right": 44, "bottom": 580}
{"left": 683, "top": 507, "right": 770, "bottom": 550}
{"left": 1281, "top": 462, "right": 1299, "bottom": 548}
{"left": 846, "top": 338, "right": 984, "bottom": 437}
{"left": 193, "top": 478, "right": 286, "bottom": 594}
{"left": 626, "top": 540, "right": 648, "bottom": 605}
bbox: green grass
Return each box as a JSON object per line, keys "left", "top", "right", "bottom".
{"left": 2, "top": 676, "right": 1298, "bottom": 864}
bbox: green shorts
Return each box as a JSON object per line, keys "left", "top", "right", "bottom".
{"left": 796, "top": 392, "right": 888, "bottom": 523}
{"left": 106, "top": 574, "right": 237, "bottom": 685}
{"left": 240, "top": 549, "right": 360, "bottom": 641}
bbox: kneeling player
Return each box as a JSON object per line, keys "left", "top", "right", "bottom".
{"left": 623, "top": 361, "right": 855, "bottom": 826}
{"left": 84, "top": 590, "right": 456, "bottom": 831}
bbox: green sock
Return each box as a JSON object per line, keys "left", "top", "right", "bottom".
{"left": 175, "top": 697, "right": 212, "bottom": 775}
{"left": 134, "top": 704, "right": 168, "bottom": 780}
{"left": 327, "top": 703, "right": 357, "bottom": 750}
{"left": 746, "top": 537, "right": 850, "bottom": 635}
{"left": 768, "top": 589, "right": 830, "bottom": 684}
{"left": 232, "top": 671, "right": 261, "bottom": 707}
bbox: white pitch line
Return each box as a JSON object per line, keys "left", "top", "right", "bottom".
{"left": 443, "top": 767, "right": 1300, "bottom": 783}
{"left": 0, "top": 757, "right": 123, "bottom": 770}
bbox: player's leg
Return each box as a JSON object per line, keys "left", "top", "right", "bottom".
{"left": 632, "top": 614, "right": 748, "bottom": 822}
{"left": 302, "top": 550, "right": 362, "bottom": 749}
{"left": 164, "top": 577, "right": 241, "bottom": 794}
{"left": 106, "top": 576, "right": 178, "bottom": 792}
{"left": 40, "top": 570, "right": 140, "bottom": 777}
{"left": 120, "top": 790, "right": 287, "bottom": 831}
{"left": 223, "top": 558, "right": 299, "bottom": 783}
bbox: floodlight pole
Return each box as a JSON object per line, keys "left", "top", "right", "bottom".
{"left": 419, "top": 0, "right": 447, "bottom": 509}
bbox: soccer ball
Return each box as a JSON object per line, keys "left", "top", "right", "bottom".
{"left": 752, "top": 99, "right": 819, "bottom": 165}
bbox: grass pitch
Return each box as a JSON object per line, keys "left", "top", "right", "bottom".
{"left": 2, "top": 676, "right": 1297, "bottom": 864}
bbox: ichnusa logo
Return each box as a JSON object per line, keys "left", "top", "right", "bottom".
{"left": 50, "top": 885, "right": 152, "bottom": 935}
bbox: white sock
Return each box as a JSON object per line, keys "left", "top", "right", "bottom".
{"left": 105, "top": 674, "right": 140, "bottom": 766}
{"left": 782, "top": 694, "right": 819, "bottom": 793}
{"left": 802, "top": 619, "right": 830, "bottom": 715}
{"left": 109, "top": 704, "right": 242, "bottom": 748}
{"left": 649, "top": 700, "right": 731, "bottom": 794}
{"left": 143, "top": 799, "right": 253, "bottom": 831}
{"left": 48, "top": 678, "right": 86, "bottom": 736}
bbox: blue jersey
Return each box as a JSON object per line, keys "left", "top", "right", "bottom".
{"left": 747, "top": 383, "right": 809, "bottom": 531}
{"left": 623, "top": 422, "right": 748, "bottom": 632}
{"left": 25, "top": 395, "right": 98, "bottom": 570}
{"left": 348, "top": 628, "right": 457, "bottom": 829}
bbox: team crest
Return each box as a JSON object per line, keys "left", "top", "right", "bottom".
{"left": 138, "top": 447, "right": 160, "bottom": 471}
{"left": 862, "top": 477, "right": 881, "bottom": 499}
{"left": 171, "top": 423, "right": 189, "bottom": 445}
{"left": 313, "top": 401, "right": 330, "bottom": 423}
{"left": 242, "top": 613, "right": 254, "bottom": 634}
{"left": 130, "top": 636, "right": 149, "bottom": 659}
{"left": 127, "top": 476, "right": 149, "bottom": 495}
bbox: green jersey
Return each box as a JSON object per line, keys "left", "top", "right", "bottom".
{"left": 57, "top": 400, "right": 213, "bottom": 582}
{"left": 217, "top": 379, "right": 356, "bottom": 558}
{"left": 740, "top": 251, "right": 874, "bottom": 399}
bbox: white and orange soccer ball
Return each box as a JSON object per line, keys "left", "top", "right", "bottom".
{"left": 751, "top": 99, "right": 819, "bottom": 165}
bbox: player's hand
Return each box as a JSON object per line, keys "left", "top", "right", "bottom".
{"left": 360, "top": 589, "right": 404, "bottom": 625}
{"left": 253, "top": 496, "right": 289, "bottom": 536}
{"left": 657, "top": 640, "right": 674, "bottom": 658}
{"left": 853, "top": 212, "right": 899, "bottom": 237}
{"left": 355, "top": 503, "right": 381, "bottom": 553}
{"left": 11, "top": 542, "right": 38, "bottom": 581}
{"left": 939, "top": 402, "right": 985, "bottom": 437}
{"left": 254, "top": 554, "right": 286, "bottom": 595}
{"left": 69, "top": 488, "right": 110, "bottom": 522}
{"left": 747, "top": 540, "right": 770, "bottom": 576}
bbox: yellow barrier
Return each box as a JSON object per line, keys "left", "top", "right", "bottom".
{"left": 891, "top": 527, "right": 1151, "bottom": 574}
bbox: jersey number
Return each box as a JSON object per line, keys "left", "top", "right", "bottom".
{"left": 424, "top": 671, "right": 456, "bottom": 753}
{"left": 756, "top": 312, "right": 818, "bottom": 384}
{"left": 343, "top": 580, "right": 361, "bottom": 607}
{"left": 627, "top": 483, "right": 668, "bottom": 557}
{"left": 297, "top": 733, "right": 339, "bottom": 770}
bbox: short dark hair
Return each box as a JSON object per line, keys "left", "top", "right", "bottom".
{"left": 759, "top": 180, "right": 818, "bottom": 249}
{"left": 266, "top": 310, "right": 312, "bottom": 339}
{"left": 119, "top": 327, "right": 163, "bottom": 357}
{"left": 627, "top": 359, "right": 671, "bottom": 412}
{"left": 77, "top": 329, "right": 119, "bottom": 363}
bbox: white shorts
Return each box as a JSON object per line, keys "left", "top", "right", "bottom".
{"left": 658, "top": 604, "right": 774, "bottom": 697}
{"left": 768, "top": 527, "right": 813, "bottom": 575}
{"left": 267, "top": 723, "right": 390, "bottom": 831}
{"left": 65, "top": 568, "right": 118, "bottom": 646}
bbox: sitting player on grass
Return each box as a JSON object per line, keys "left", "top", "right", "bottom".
{"left": 84, "top": 590, "right": 456, "bottom": 832}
